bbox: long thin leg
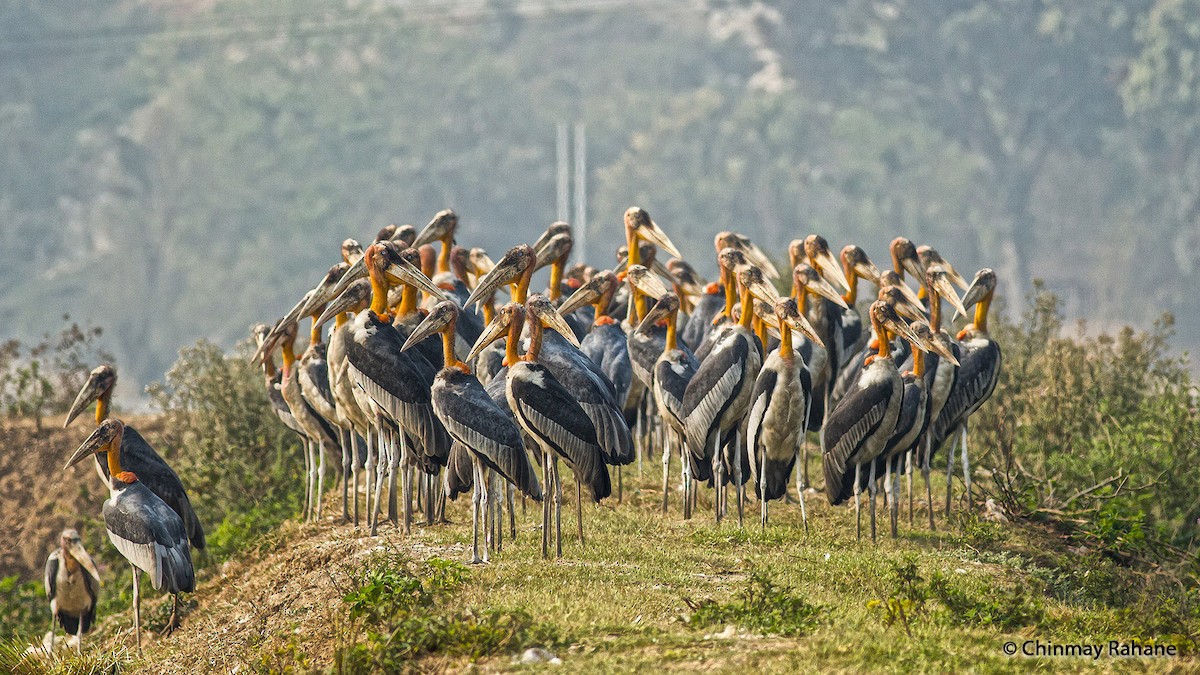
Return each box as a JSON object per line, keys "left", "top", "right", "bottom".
{"left": 635, "top": 397, "right": 644, "bottom": 478}
{"left": 398, "top": 436, "right": 410, "bottom": 533}
{"left": 662, "top": 426, "right": 672, "bottom": 514}
{"left": 541, "top": 449, "right": 551, "bottom": 560}
{"left": 341, "top": 428, "right": 351, "bottom": 523}
{"left": 75, "top": 609, "right": 83, "bottom": 654}
{"left": 480, "top": 466, "right": 491, "bottom": 563}
{"left": 492, "top": 471, "right": 503, "bottom": 552}
{"left": 869, "top": 460, "right": 878, "bottom": 543}
{"left": 854, "top": 463, "right": 862, "bottom": 542}
{"left": 507, "top": 481, "right": 516, "bottom": 540}
{"left": 923, "top": 435, "right": 935, "bottom": 531}
{"left": 471, "top": 459, "right": 482, "bottom": 564}
{"left": 906, "top": 448, "right": 914, "bottom": 527}
{"left": 369, "top": 429, "right": 388, "bottom": 536}
{"left": 945, "top": 430, "right": 957, "bottom": 519}
{"left": 364, "top": 428, "right": 376, "bottom": 529}
{"left": 316, "top": 440, "right": 327, "bottom": 520}
{"left": 890, "top": 456, "right": 900, "bottom": 538}
{"left": 552, "top": 458, "right": 564, "bottom": 558}
{"left": 48, "top": 604, "right": 56, "bottom": 652}
{"left": 883, "top": 457, "right": 892, "bottom": 510}
{"left": 351, "top": 432, "right": 361, "bottom": 526}
{"left": 575, "top": 474, "right": 585, "bottom": 546}
{"left": 304, "top": 438, "right": 314, "bottom": 520}
{"left": 132, "top": 566, "right": 142, "bottom": 657}
{"left": 797, "top": 465, "right": 809, "bottom": 535}
{"left": 759, "top": 439, "right": 768, "bottom": 529}
{"left": 734, "top": 429, "right": 744, "bottom": 528}
{"left": 711, "top": 434, "right": 722, "bottom": 524}
{"left": 961, "top": 422, "right": 972, "bottom": 511}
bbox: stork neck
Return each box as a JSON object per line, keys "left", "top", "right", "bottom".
{"left": 796, "top": 286, "right": 808, "bottom": 315}
{"left": 755, "top": 316, "right": 768, "bottom": 351}
{"left": 438, "top": 239, "right": 451, "bottom": 274}
{"left": 891, "top": 249, "right": 903, "bottom": 277}
{"left": 974, "top": 290, "right": 993, "bottom": 333}
{"left": 335, "top": 313, "right": 348, "bottom": 328}
{"left": 309, "top": 317, "right": 321, "bottom": 345}
{"left": 625, "top": 281, "right": 638, "bottom": 327}
{"left": 913, "top": 346, "right": 925, "bottom": 377}
{"left": 106, "top": 432, "right": 128, "bottom": 482}
{"left": 872, "top": 316, "right": 890, "bottom": 360}
{"left": 780, "top": 322, "right": 794, "bottom": 360}
{"left": 95, "top": 391, "right": 111, "bottom": 425}
{"left": 549, "top": 259, "right": 564, "bottom": 301}
{"left": 262, "top": 355, "right": 277, "bottom": 379}
{"left": 665, "top": 310, "right": 678, "bottom": 351}
{"left": 483, "top": 298, "right": 496, "bottom": 326}
{"left": 524, "top": 316, "right": 542, "bottom": 362}
{"left": 627, "top": 232, "right": 640, "bottom": 267}
{"left": 368, "top": 264, "right": 390, "bottom": 320}
{"left": 442, "top": 321, "right": 465, "bottom": 371}
{"left": 281, "top": 340, "right": 296, "bottom": 374}
{"left": 738, "top": 286, "right": 754, "bottom": 330}
{"left": 929, "top": 285, "right": 942, "bottom": 332}
{"left": 844, "top": 266, "right": 858, "bottom": 305}
{"left": 722, "top": 269, "right": 736, "bottom": 320}
{"left": 515, "top": 265, "right": 533, "bottom": 304}
{"left": 398, "top": 284, "right": 418, "bottom": 317}
{"left": 634, "top": 285, "right": 648, "bottom": 322}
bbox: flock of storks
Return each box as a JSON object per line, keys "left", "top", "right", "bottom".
{"left": 44, "top": 207, "right": 999, "bottom": 655}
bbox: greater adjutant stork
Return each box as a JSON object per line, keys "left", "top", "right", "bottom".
{"left": 402, "top": 301, "right": 541, "bottom": 563}
{"left": 65, "top": 419, "right": 194, "bottom": 655}
{"left": 822, "top": 301, "right": 926, "bottom": 542}
{"left": 468, "top": 296, "right": 610, "bottom": 559}
{"left": 44, "top": 528, "right": 100, "bottom": 653}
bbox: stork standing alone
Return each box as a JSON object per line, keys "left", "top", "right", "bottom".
{"left": 44, "top": 529, "right": 100, "bottom": 653}
{"left": 65, "top": 419, "right": 194, "bottom": 656}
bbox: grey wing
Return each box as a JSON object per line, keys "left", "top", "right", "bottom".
{"left": 933, "top": 341, "right": 1001, "bottom": 448}
{"left": 682, "top": 337, "right": 748, "bottom": 454}
{"left": 822, "top": 381, "right": 892, "bottom": 505}
{"left": 44, "top": 551, "right": 59, "bottom": 600}
{"left": 116, "top": 427, "right": 206, "bottom": 551}
{"left": 510, "top": 369, "right": 609, "bottom": 501}
{"left": 103, "top": 484, "right": 195, "bottom": 594}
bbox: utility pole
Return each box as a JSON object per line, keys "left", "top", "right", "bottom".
{"left": 556, "top": 122, "right": 569, "bottom": 222}
{"left": 573, "top": 122, "right": 587, "bottom": 264}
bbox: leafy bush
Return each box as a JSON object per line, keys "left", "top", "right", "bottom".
{"left": 685, "top": 572, "right": 825, "bottom": 637}
{"left": 146, "top": 338, "right": 304, "bottom": 564}
{"left": 0, "top": 576, "right": 46, "bottom": 641}
{"left": 0, "top": 317, "right": 113, "bottom": 432}
{"left": 974, "top": 284, "right": 1200, "bottom": 566}
{"left": 336, "top": 552, "right": 561, "bottom": 672}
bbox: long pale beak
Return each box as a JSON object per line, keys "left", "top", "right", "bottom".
{"left": 881, "top": 314, "right": 922, "bottom": 347}
{"left": 931, "top": 274, "right": 967, "bottom": 317}
{"left": 304, "top": 257, "right": 367, "bottom": 318}
{"left": 314, "top": 280, "right": 369, "bottom": 327}
{"left": 955, "top": 276, "right": 991, "bottom": 321}
{"left": 854, "top": 260, "right": 882, "bottom": 285}
{"left": 67, "top": 541, "right": 101, "bottom": 585}
{"left": 889, "top": 279, "right": 923, "bottom": 308}
{"left": 464, "top": 260, "right": 521, "bottom": 308}
{"left": 742, "top": 242, "right": 781, "bottom": 280}
{"left": 636, "top": 297, "right": 675, "bottom": 334}
{"left": 902, "top": 257, "right": 925, "bottom": 284}
{"left": 805, "top": 275, "right": 849, "bottom": 309}
{"left": 944, "top": 263, "right": 970, "bottom": 290}
{"left": 785, "top": 314, "right": 824, "bottom": 347}
{"left": 412, "top": 221, "right": 446, "bottom": 249}
{"left": 650, "top": 259, "right": 674, "bottom": 283}
{"left": 742, "top": 276, "right": 781, "bottom": 304}
{"left": 558, "top": 284, "right": 600, "bottom": 316}
{"left": 64, "top": 426, "right": 114, "bottom": 471}
{"left": 929, "top": 338, "right": 960, "bottom": 367}
{"left": 628, "top": 265, "right": 670, "bottom": 300}
{"left": 891, "top": 294, "right": 927, "bottom": 322}
{"left": 814, "top": 250, "right": 851, "bottom": 293}
{"left": 537, "top": 306, "right": 582, "bottom": 349}
{"left": 276, "top": 289, "right": 316, "bottom": 338}
{"left": 385, "top": 259, "right": 447, "bottom": 301}
{"left": 639, "top": 220, "right": 682, "bottom": 258}
{"left": 64, "top": 375, "right": 105, "bottom": 428}
{"left": 402, "top": 312, "right": 450, "bottom": 352}
{"left": 467, "top": 315, "right": 512, "bottom": 362}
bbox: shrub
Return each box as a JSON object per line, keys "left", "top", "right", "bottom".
{"left": 685, "top": 572, "right": 825, "bottom": 637}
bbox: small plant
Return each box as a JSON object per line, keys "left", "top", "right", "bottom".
{"left": 867, "top": 559, "right": 929, "bottom": 637}
{"left": 336, "top": 552, "right": 562, "bottom": 671}
{"left": 685, "top": 572, "right": 824, "bottom": 637}
{"left": 928, "top": 572, "right": 1044, "bottom": 629}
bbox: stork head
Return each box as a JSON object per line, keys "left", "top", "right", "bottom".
{"left": 375, "top": 224, "right": 398, "bottom": 242}
{"left": 803, "top": 234, "right": 851, "bottom": 293}
{"left": 65, "top": 418, "right": 129, "bottom": 480}
{"left": 534, "top": 232, "right": 574, "bottom": 270}
{"left": 636, "top": 292, "right": 680, "bottom": 334}
{"left": 890, "top": 237, "right": 923, "bottom": 280}
{"left": 64, "top": 365, "right": 117, "bottom": 428}
{"left": 793, "top": 263, "right": 849, "bottom": 309}
{"left": 926, "top": 265, "right": 968, "bottom": 317}
{"left": 391, "top": 224, "right": 417, "bottom": 248}
{"left": 341, "top": 238, "right": 364, "bottom": 264}
{"left": 773, "top": 297, "right": 823, "bottom": 345}
{"left": 841, "top": 245, "right": 881, "bottom": 285}
{"left": 624, "top": 206, "right": 681, "bottom": 258}
{"left": 468, "top": 302, "right": 523, "bottom": 362}
{"left": 917, "top": 245, "right": 969, "bottom": 290}
{"left": 58, "top": 529, "right": 101, "bottom": 584}
{"left": 527, "top": 294, "right": 581, "bottom": 348}
{"left": 403, "top": 300, "right": 459, "bottom": 352}
{"left": 413, "top": 209, "right": 458, "bottom": 248}
{"left": 559, "top": 269, "right": 618, "bottom": 316}
{"left": 533, "top": 221, "right": 572, "bottom": 254}
{"left": 464, "top": 244, "right": 536, "bottom": 308}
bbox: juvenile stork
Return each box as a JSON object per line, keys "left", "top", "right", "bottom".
{"left": 65, "top": 419, "right": 194, "bottom": 655}
{"left": 403, "top": 301, "right": 541, "bottom": 563}
{"left": 44, "top": 529, "right": 101, "bottom": 653}
{"left": 469, "top": 297, "right": 609, "bottom": 558}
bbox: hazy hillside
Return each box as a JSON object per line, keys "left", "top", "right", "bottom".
{"left": 2, "top": 0, "right": 1198, "bottom": 395}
